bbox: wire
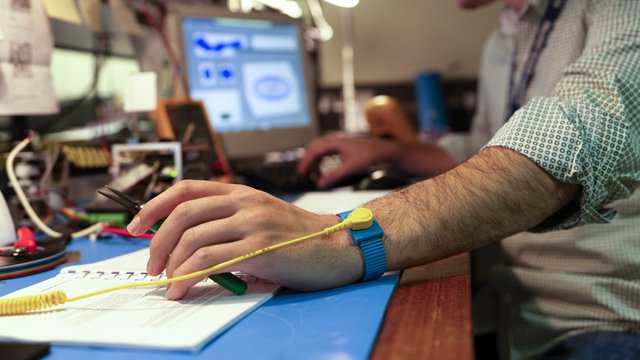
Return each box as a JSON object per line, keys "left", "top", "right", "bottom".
{"left": 101, "top": 226, "right": 154, "bottom": 239}
{"left": 38, "top": 145, "right": 60, "bottom": 197}
{"left": 139, "top": 0, "right": 189, "bottom": 94}
{"left": 6, "top": 133, "right": 104, "bottom": 239}
{"left": 0, "top": 208, "right": 374, "bottom": 315}
{"left": 67, "top": 230, "right": 329, "bottom": 302}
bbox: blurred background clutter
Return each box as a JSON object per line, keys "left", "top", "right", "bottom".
{"left": 0, "top": 0, "right": 501, "bottom": 244}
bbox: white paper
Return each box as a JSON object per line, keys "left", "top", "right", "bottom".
{"left": 0, "top": 0, "right": 58, "bottom": 115}
{"left": 0, "top": 248, "right": 279, "bottom": 351}
{"left": 293, "top": 189, "right": 390, "bottom": 214}
{"left": 124, "top": 72, "right": 157, "bottom": 112}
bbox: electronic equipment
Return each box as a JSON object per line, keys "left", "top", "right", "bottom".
{"left": 0, "top": 163, "right": 67, "bottom": 281}
{"left": 171, "top": 6, "right": 320, "bottom": 164}
{"left": 0, "top": 237, "right": 67, "bottom": 280}
{"left": 0, "top": 187, "right": 66, "bottom": 280}
{"left": 151, "top": 97, "right": 233, "bottom": 182}
{"left": 364, "top": 95, "right": 417, "bottom": 143}
{"left": 1, "top": 135, "right": 106, "bottom": 280}
{"left": 355, "top": 167, "right": 411, "bottom": 191}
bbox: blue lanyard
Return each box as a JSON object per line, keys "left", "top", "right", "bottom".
{"left": 506, "top": 0, "right": 567, "bottom": 121}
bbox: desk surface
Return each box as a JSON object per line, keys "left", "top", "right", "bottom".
{"left": 373, "top": 253, "right": 472, "bottom": 360}
{"left": 0, "top": 237, "right": 471, "bottom": 359}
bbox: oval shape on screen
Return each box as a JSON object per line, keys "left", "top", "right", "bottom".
{"left": 253, "top": 76, "right": 291, "bottom": 100}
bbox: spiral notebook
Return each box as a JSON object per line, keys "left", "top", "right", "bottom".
{"left": 0, "top": 249, "right": 279, "bottom": 351}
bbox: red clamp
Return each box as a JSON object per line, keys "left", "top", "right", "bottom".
{"left": 13, "top": 226, "right": 36, "bottom": 256}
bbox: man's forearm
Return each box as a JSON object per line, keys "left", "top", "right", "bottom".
{"left": 387, "top": 142, "right": 457, "bottom": 177}
{"left": 368, "top": 146, "right": 580, "bottom": 270}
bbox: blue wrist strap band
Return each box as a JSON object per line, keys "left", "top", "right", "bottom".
{"left": 338, "top": 210, "right": 387, "bottom": 281}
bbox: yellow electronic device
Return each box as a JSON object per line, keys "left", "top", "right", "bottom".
{"left": 364, "top": 95, "right": 418, "bottom": 143}
{"left": 151, "top": 97, "right": 233, "bottom": 183}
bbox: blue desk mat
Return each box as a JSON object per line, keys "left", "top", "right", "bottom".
{"left": 0, "top": 236, "right": 399, "bottom": 359}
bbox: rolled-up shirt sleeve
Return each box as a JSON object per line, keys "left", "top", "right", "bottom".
{"left": 485, "top": 2, "right": 640, "bottom": 229}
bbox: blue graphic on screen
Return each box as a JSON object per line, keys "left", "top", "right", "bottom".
{"left": 194, "top": 37, "right": 243, "bottom": 53}
{"left": 218, "top": 63, "right": 236, "bottom": 85}
{"left": 202, "top": 67, "right": 213, "bottom": 79}
{"left": 254, "top": 75, "right": 291, "bottom": 100}
{"left": 198, "top": 62, "right": 216, "bottom": 86}
{"left": 220, "top": 66, "right": 233, "bottom": 79}
{"left": 182, "top": 16, "right": 311, "bottom": 133}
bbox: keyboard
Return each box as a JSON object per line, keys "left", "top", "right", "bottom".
{"left": 233, "top": 160, "right": 318, "bottom": 193}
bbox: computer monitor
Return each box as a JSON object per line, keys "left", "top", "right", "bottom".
{"left": 172, "top": 6, "right": 319, "bottom": 161}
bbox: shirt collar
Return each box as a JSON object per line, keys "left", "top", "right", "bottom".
{"left": 500, "top": 0, "right": 554, "bottom": 35}
{"left": 500, "top": 1, "right": 529, "bottom": 35}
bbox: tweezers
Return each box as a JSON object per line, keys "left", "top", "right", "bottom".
{"left": 98, "top": 185, "right": 247, "bottom": 295}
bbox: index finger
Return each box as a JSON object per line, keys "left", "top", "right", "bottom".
{"left": 127, "top": 180, "right": 238, "bottom": 235}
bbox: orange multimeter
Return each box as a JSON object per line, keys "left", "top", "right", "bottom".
{"left": 151, "top": 97, "right": 233, "bottom": 183}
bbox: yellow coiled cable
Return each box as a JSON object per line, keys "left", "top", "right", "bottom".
{"left": 1, "top": 290, "right": 67, "bottom": 315}
{"left": 0, "top": 208, "right": 374, "bottom": 316}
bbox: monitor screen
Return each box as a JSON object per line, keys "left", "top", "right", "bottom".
{"left": 182, "top": 16, "right": 311, "bottom": 133}
{"left": 175, "top": 7, "right": 318, "bottom": 160}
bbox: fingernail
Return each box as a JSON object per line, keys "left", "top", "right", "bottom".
{"left": 166, "top": 286, "right": 177, "bottom": 300}
{"left": 127, "top": 216, "right": 140, "bottom": 234}
{"left": 146, "top": 257, "right": 153, "bottom": 274}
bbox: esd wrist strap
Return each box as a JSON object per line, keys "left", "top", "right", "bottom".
{"left": 338, "top": 210, "right": 387, "bottom": 281}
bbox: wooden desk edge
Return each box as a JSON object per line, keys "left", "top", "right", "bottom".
{"left": 371, "top": 253, "right": 473, "bottom": 360}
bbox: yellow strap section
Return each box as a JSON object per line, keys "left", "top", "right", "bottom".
{"left": 68, "top": 229, "right": 330, "bottom": 302}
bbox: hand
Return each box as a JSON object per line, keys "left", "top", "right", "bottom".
{"left": 297, "top": 134, "right": 397, "bottom": 189}
{"left": 126, "top": 180, "right": 363, "bottom": 299}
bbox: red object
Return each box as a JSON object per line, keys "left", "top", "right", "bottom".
{"left": 101, "top": 226, "right": 154, "bottom": 239}
{"left": 15, "top": 226, "right": 36, "bottom": 254}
